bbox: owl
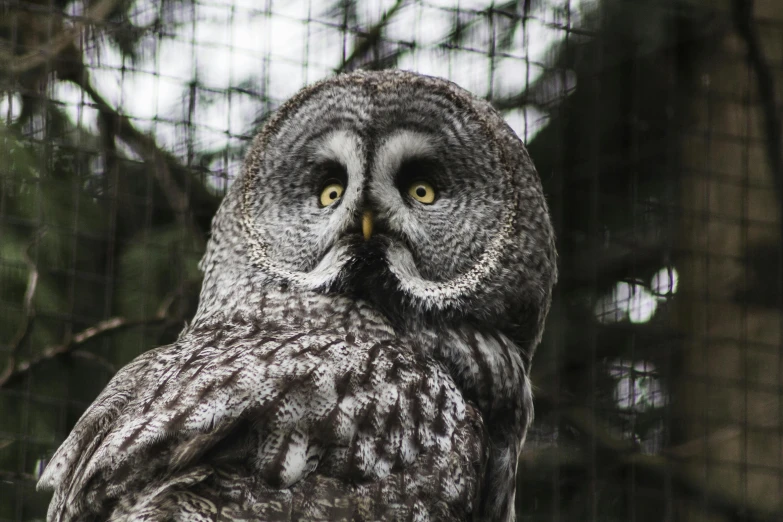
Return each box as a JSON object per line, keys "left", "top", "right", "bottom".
{"left": 38, "top": 70, "right": 556, "bottom": 521}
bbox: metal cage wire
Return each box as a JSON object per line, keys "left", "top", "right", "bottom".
{"left": 0, "top": 0, "right": 781, "bottom": 520}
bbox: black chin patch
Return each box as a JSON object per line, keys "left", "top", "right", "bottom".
{"left": 326, "top": 238, "right": 410, "bottom": 331}
{"left": 323, "top": 236, "right": 475, "bottom": 336}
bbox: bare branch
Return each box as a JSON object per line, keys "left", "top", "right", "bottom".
{"left": 72, "top": 72, "right": 205, "bottom": 244}
{"left": 0, "top": 315, "right": 168, "bottom": 389}
{"left": 336, "top": 0, "right": 407, "bottom": 73}
{"left": 1, "top": 0, "right": 120, "bottom": 75}
{"left": 542, "top": 407, "right": 782, "bottom": 522}
{"left": 70, "top": 349, "right": 117, "bottom": 374}
{"left": 0, "top": 470, "right": 37, "bottom": 483}
{"left": 2, "top": 0, "right": 216, "bottom": 239}
{"left": 0, "top": 281, "right": 183, "bottom": 389}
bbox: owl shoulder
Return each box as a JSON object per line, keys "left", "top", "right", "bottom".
{"left": 39, "top": 318, "right": 486, "bottom": 520}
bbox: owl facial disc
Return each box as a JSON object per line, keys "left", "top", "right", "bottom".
{"left": 212, "top": 70, "right": 555, "bottom": 345}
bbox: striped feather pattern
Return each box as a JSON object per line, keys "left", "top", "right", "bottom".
{"left": 40, "top": 314, "right": 487, "bottom": 521}
{"left": 39, "top": 70, "right": 557, "bottom": 522}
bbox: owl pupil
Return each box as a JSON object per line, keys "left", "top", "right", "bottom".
{"left": 329, "top": 190, "right": 338, "bottom": 200}
{"left": 416, "top": 187, "right": 426, "bottom": 197}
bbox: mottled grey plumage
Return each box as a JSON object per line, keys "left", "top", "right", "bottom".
{"left": 38, "top": 70, "right": 556, "bottom": 521}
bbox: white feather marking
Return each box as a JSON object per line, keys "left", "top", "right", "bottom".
{"left": 279, "top": 428, "right": 309, "bottom": 487}
{"left": 372, "top": 131, "right": 437, "bottom": 180}
{"left": 314, "top": 129, "right": 364, "bottom": 182}
{"left": 370, "top": 131, "right": 437, "bottom": 244}
{"left": 312, "top": 130, "right": 365, "bottom": 255}
{"left": 241, "top": 130, "right": 366, "bottom": 291}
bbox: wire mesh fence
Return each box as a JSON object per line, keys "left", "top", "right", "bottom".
{"left": 1, "top": 0, "right": 781, "bottom": 520}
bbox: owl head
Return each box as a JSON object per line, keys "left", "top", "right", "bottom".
{"left": 197, "top": 70, "right": 556, "bottom": 359}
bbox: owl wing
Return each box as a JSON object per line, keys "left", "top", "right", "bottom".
{"left": 38, "top": 319, "right": 488, "bottom": 521}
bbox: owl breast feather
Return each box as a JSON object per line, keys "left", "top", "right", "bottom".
{"left": 38, "top": 316, "right": 488, "bottom": 521}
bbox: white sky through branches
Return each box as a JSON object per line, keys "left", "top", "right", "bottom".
{"left": 46, "top": 0, "right": 580, "bottom": 173}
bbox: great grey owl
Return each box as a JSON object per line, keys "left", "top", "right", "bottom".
{"left": 38, "top": 70, "right": 556, "bottom": 521}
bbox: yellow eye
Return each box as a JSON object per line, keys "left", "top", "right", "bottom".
{"left": 408, "top": 181, "right": 436, "bottom": 204}
{"left": 319, "top": 182, "right": 344, "bottom": 207}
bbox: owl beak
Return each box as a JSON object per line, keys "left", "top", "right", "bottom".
{"left": 362, "top": 211, "right": 373, "bottom": 241}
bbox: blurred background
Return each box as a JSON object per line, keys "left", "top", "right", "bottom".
{"left": 1, "top": 0, "right": 782, "bottom": 520}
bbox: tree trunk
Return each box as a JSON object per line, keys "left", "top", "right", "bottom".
{"left": 675, "top": 1, "right": 783, "bottom": 519}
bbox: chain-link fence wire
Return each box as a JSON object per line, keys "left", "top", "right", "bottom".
{"left": 1, "top": 0, "right": 781, "bottom": 520}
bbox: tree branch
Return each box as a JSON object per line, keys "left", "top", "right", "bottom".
{"left": 731, "top": 0, "right": 783, "bottom": 246}
{"left": 529, "top": 406, "right": 782, "bottom": 522}
{"left": 336, "top": 0, "right": 407, "bottom": 73}
{"left": 0, "top": 470, "right": 37, "bottom": 483}
{"left": 72, "top": 71, "right": 205, "bottom": 243}
{"left": 0, "top": 315, "right": 170, "bottom": 389}
{"left": 1, "top": 0, "right": 120, "bottom": 75}
{"left": 3, "top": 0, "right": 217, "bottom": 238}
{"left": 0, "top": 277, "right": 186, "bottom": 389}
